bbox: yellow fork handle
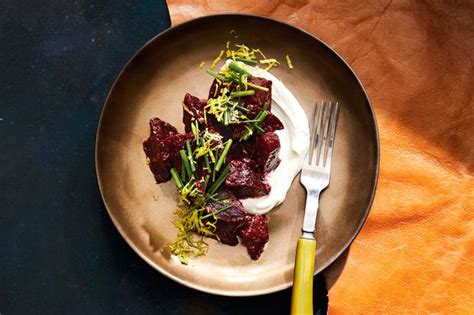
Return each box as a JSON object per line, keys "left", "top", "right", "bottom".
{"left": 291, "top": 237, "right": 316, "bottom": 315}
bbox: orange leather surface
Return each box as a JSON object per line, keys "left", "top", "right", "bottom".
{"left": 168, "top": 1, "right": 474, "bottom": 313}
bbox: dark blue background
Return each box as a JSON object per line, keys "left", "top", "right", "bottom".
{"left": 0, "top": 1, "right": 327, "bottom": 313}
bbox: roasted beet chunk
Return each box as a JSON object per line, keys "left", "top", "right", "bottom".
{"left": 213, "top": 221, "right": 242, "bottom": 246}
{"left": 143, "top": 118, "right": 190, "bottom": 183}
{"left": 182, "top": 93, "right": 207, "bottom": 133}
{"left": 227, "top": 142, "right": 254, "bottom": 161}
{"left": 253, "top": 132, "right": 281, "bottom": 173}
{"left": 205, "top": 190, "right": 247, "bottom": 245}
{"left": 239, "top": 215, "right": 269, "bottom": 260}
{"left": 183, "top": 93, "right": 224, "bottom": 135}
{"left": 262, "top": 112, "right": 284, "bottom": 132}
{"left": 225, "top": 160, "right": 270, "bottom": 199}
{"left": 143, "top": 136, "right": 172, "bottom": 183}
{"left": 243, "top": 77, "right": 273, "bottom": 115}
{"left": 149, "top": 117, "right": 178, "bottom": 137}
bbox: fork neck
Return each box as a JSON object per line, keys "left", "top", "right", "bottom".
{"left": 301, "top": 231, "right": 315, "bottom": 240}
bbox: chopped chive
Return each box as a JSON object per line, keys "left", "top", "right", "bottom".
{"left": 236, "top": 58, "right": 257, "bottom": 65}
{"left": 212, "top": 147, "right": 220, "bottom": 182}
{"left": 201, "top": 204, "right": 233, "bottom": 220}
{"left": 215, "top": 139, "right": 233, "bottom": 172}
{"left": 224, "top": 110, "right": 230, "bottom": 126}
{"left": 254, "top": 124, "right": 265, "bottom": 133}
{"left": 234, "top": 104, "right": 250, "bottom": 112}
{"left": 240, "top": 125, "right": 254, "bottom": 141}
{"left": 180, "top": 149, "right": 192, "bottom": 179}
{"left": 229, "top": 61, "right": 251, "bottom": 76}
{"left": 251, "top": 110, "right": 268, "bottom": 134}
{"left": 191, "top": 121, "right": 199, "bottom": 143}
{"left": 257, "top": 110, "right": 268, "bottom": 123}
{"left": 191, "top": 120, "right": 196, "bottom": 135}
{"left": 241, "top": 119, "right": 260, "bottom": 123}
{"left": 186, "top": 140, "right": 196, "bottom": 173}
{"left": 247, "top": 81, "right": 269, "bottom": 92}
{"left": 194, "top": 121, "right": 200, "bottom": 143}
{"left": 241, "top": 131, "right": 251, "bottom": 142}
{"left": 206, "top": 69, "right": 227, "bottom": 81}
{"left": 199, "top": 137, "right": 206, "bottom": 148}
{"left": 204, "top": 155, "right": 211, "bottom": 173}
{"left": 207, "top": 193, "right": 219, "bottom": 202}
{"left": 208, "top": 165, "right": 230, "bottom": 195}
{"left": 214, "top": 149, "right": 220, "bottom": 165}
{"left": 180, "top": 160, "right": 186, "bottom": 181}
{"left": 230, "top": 90, "right": 255, "bottom": 98}
{"left": 228, "top": 119, "right": 260, "bottom": 125}
{"left": 170, "top": 168, "right": 183, "bottom": 189}
{"left": 203, "top": 174, "right": 210, "bottom": 192}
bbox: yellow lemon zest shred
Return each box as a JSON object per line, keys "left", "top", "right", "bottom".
{"left": 285, "top": 54, "right": 293, "bottom": 69}
{"left": 211, "top": 50, "right": 224, "bottom": 69}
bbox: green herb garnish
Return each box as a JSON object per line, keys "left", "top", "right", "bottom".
{"left": 167, "top": 128, "right": 235, "bottom": 264}
{"left": 201, "top": 204, "right": 233, "bottom": 220}
{"left": 230, "top": 90, "right": 255, "bottom": 98}
{"left": 170, "top": 168, "right": 183, "bottom": 189}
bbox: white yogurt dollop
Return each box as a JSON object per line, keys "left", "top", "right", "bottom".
{"left": 230, "top": 62, "right": 310, "bottom": 215}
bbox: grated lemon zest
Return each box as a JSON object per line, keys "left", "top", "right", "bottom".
{"left": 182, "top": 102, "right": 193, "bottom": 116}
{"left": 259, "top": 58, "right": 281, "bottom": 71}
{"left": 285, "top": 54, "right": 293, "bottom": 69}
{"left": 211, "top": 50, "right": 224, "bottom": 69}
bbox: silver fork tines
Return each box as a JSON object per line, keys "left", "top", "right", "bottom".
{"left": 300, "top": 100, "right": 340, "bottom": 237}
{"left": 309, "top": 101, "right": 339, "bottom": 168}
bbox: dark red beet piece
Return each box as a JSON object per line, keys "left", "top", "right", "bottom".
{"left": 224, "top": 160, "right": 270, "bottom": 199}
{"left": 205, "top": 190, "right": 247, "bottom": 245}
{"left": 206, "top": 190, "right": 247, "bottom": 222}
{"left": 143, "top": 118, "right": 191, "bottom": 183}
{"left": 149, "top": 117, "right": 178, "bottom": 137}
{"left": 205, "top": 190, "right": 269, "bottom": 259}
{"left": 227, "top": 142, "right": 254, "bottom": 161}
{"left": 230, "top": 125, "right": 250, "bottom": 140}
{"left": 213, "top": 221, "right": 242, "bottom": 246}
{"left": 239, "top": 215, "right": 269, "bottom": 260}
{"left": 253, "top": 132, "right": 281, "bottom": 173}
{"left": 182, "top": 93, "right": 207, "bottom": 133}
{"left": 243, "top": 77, "right": 273, "bottom": 115}
{"left": 262, "top": 112, "right": 284, "bottom": 132}
{"left": 183, "top": 93, "right": 225, "bottom": 136}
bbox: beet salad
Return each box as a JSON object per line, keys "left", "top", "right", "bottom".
{"left": 143, "top": 42, "right": 294, "bottom": 264}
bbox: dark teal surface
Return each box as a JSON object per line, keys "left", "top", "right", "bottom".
{"left": 0, "top": 1, "right": 327, "bottom": 313}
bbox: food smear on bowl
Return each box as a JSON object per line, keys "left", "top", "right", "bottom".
{"left": 143, "top": 40, "right": 308, "bottom": 264}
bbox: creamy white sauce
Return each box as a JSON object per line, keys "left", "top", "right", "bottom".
{"left": 223, "top": 61, "right": 310, "bottom": 215}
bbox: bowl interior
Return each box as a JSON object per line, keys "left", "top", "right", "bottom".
{"left": 96, "top": 14, "right": 378, "bottom": 296}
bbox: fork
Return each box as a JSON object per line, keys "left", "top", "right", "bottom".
{"left": 291, "top": 100, "right": 340, "bottom": 315}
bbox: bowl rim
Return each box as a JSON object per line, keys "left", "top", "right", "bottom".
{"left": 95, "top": 13, "right": 380, "bottom": 296}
